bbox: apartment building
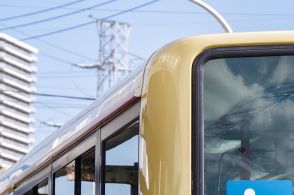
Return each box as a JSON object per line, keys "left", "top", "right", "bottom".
{"left": 0, "top": 33, "right": 37, "bottom": 169}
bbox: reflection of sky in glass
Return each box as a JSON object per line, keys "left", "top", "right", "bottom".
{"left": 203, "top": 56, "right": 294, "bottom": 195}
{"left": 81, "top": 150, "right": 95, "bottom": 195}
{"left": 105, "top": 135, "right": 138, "bottom": 195}
{"left": 54, "top": 162, "right": 75, "bottom": 195}
{"left": 105, "top": 184, "right": 130, "bottom": 195}
{"left": 81, "top": 182, "right": 95, "bottom": 195}
{"left": 106, "top": 135, "right": 138, "bottom": 166}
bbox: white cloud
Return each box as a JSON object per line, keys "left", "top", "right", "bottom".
{"left": 204, "top": 59, "right": 263, "bottom": 121}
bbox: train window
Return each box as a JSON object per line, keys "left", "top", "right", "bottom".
{"left": 23, "top": 189, "right": 34, "bottom": 195}
{"left": 22, "top": 179, "right": 48, "bottom": 195}
{"left": 37, "top": 179, "right": 48, "bottom": 195}
{"left": 81, "top": 148, "right": 95, "bottom": 195}
{"left": 54, "top": 160, "right": 75, "bottom": 195}
{"left": 103, "top": 124, "right": 138, "bottom": 195}
{"left": 203, "top": 55, "right": 294, "bottom": 195}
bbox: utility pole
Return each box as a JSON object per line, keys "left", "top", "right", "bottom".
{"left": 74, "top": 20, "right": 132, "bottom": 97}
{"left": 73, "top": 19, "right": 146, "bottom": 97}
{"left": 96, "top": 20, "right": 131, "bottom": 96}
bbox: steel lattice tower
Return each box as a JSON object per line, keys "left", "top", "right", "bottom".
{"left": 96, "top": 20, "right": 131, "bottom": 96}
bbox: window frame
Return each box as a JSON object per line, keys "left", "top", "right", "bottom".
{"left": 100, "top": 101, "right": 140, "bottom": 195}
{"left": 13, "top": 100, "right": 140, "bottom": 195}
{"left": 51, "top": 100, "right": 140, "bottom": 195}
{"left": 14, "top": 166, "right": 50, "bottom": 195}
{"left": 191, "top": 45, "right": 294, "bottom": 195}
{"left": 52, "top": 131, "right": 97, "bottom": 195}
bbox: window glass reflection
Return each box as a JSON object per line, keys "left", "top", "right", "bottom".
{"left": 54, "top": 161, "right": 75, "bottom": 195}
{"left": 23, "top": 189, "right": 34, "bottom": 195}
{"left": 203, "top": 56, "right": 294, "bottom": 195}
{"left": 38, "top": 179, "right": 48, "bottom": 195}
{"left": 81, "top": 149, "right": 95, "bottom": 195}
{"left": 103, "top": 123, "right": 138, "bottom": 195}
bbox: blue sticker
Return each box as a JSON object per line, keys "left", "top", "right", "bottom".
{"left": 227, "top": 180, "right": 292, "bottom": 195}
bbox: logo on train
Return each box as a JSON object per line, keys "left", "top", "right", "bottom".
{"left": 227, "top": 180, "right": 292, "bottom": 195}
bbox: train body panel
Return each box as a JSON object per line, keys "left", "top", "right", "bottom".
{"left": 2, "top": 31, "right": 294, "bottom": 195}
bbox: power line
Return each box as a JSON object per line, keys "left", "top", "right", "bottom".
{"left": 37, "top": 74, "right": 96, "bottom": 79}
{"left": 35, "top": 85, "right": 94, "bottom": 91}
{"left": 1, "top": 4, "right": 294, "bottom": 17}
{"left": 1, "top": 20, "right": 144, "bottom": 65}
{"left": 33, "top": 92, "right": 95, "bottom": 100}
{"left": 22, "top": 0, "right": 159, "bottom": 41}
{"left": 0, "top": 0, "right": 119, "bottom": 31}
{"left": 39, "top": 52, "right": 75, "bottom": 65}
{"left": 38, "top": 120, "right": 63, "bottom": 128}
{"left": 0, "top": 88, "right": 95, "bottom": 100}
{"left": 36, "top": 102, "right": 73, "bottom": 117}
{"left": 37, "top": 39, "right": 96, "bottom": 62}
{"left": 0, "top": 22, "right": 95, "bottom": 64}
{"left": 37, "top": 70, "right": 92, "bottom": 75}
{"left": 34, "top": 102, "right": 88, "bottom": 107}
{"left": 0, "top": 0, "right": 86, "bottom": 22}
{"left": 92, "top": 9, "right": 294, "bottom": 17}
{"left": 128, "top": 52, "right": 146, "bottom": 61}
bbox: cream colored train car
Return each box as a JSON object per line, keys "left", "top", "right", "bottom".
{"left": 1, "top": 31, "right": 294, "bottom": 195}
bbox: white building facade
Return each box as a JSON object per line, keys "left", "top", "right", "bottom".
{"left": 0, "top": 33, "right": 37, "bottom": 169}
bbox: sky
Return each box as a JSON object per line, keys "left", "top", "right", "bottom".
{"left": 0, "top": 0, "right": 294, "bottom": 147}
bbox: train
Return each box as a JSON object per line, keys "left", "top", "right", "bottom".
{"left": 1, "top": 31, "right": 294, "bottom": 195}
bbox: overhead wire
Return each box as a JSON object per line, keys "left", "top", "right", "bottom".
{"left": 38, "top": 120, "right": 63, "bottom": 128}
{"left": 22, "top": 0, "right": 160, "bottom": 41}
{"left": 36, "top": 102, "right": 74, "bottom": 117}
{"left": 0, "top": 23, "right": 94, "bottom": 66}
{"left": 0, "top": 0, "right": 119, "bottom": 31}
{"left": 33, "top": 101, "right": 88, "bottom": 107}
{"left": 33, "top": 92, "right": 95, "bottom": 100}
{"left": 88, "top": 9, "right": 294, "bottom": 17}
{"left": 0, "top": 0, "right": 87, "bottom": 22}
{"left": 37, "top": 74, "right": 96, "bottom": 79}
{"left": 1, "top": 4, "right": 294, "bottom": 17}
{"left": 0, "top": 88, "right": 95, "bottom": 100}
{"left": 0, "top": 21, "right": 144, "bottom": 65}
{"left": 0, "top": 2, "right": 146, "bottom": 64}
{"left": 37, "top": 70, "right": 93, "bottom": 75}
